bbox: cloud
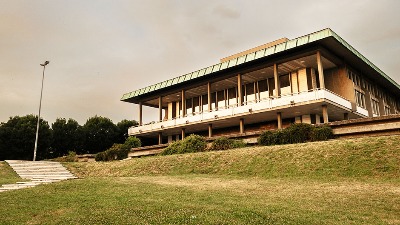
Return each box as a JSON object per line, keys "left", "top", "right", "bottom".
{"left": 0, "top": 0, "right": 399, "bottom": 125}
{"left": 213, "top": 5, "right": 240, "bottom": 19}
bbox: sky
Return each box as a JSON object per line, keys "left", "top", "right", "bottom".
{"left": 1, "top": 0, "right": 399, "bottom": 125}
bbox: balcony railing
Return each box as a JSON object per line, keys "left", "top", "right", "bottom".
{"left": 129, "top": 89, "right": 353, "bottom": 135}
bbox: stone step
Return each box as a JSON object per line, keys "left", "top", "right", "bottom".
{"left": 2, "top": 160, "right": 77, "bottom": 192}
{"left": 11, "top": 166, "right": 66, "bottom": 169}
{"left": 2, "top": 183, "right": 38, "bottom": 187}
{"left": 17, "top": 172, "right": 73, "bottom": 175}
{"left": 0, "top": 186, "right": 29, "bottom": 190}
{"left": 29, "top": 176, "right": 77, "bottom": 180}
{"left": 30, "top": 180, "right": 62, "bottom": 183}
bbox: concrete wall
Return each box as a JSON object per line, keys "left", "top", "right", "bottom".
{"left": 325, "top": 67, "right": 355, "bottom": 103}
{"left": 298, "top": 68, "right": 308, "bottom": 92}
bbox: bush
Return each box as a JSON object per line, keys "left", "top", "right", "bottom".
{"left": 160, "top": 141, "right": 182, "bottom": 156}
{"left": 179, "top": 134, "right": 207, "bottom": 154}
{"left": 311, "top": 125, "right": 334, "bottom": 141}
{"left": 258, "top": 130, "right": 278, "bottom": 146}
{"left": 124, "top": 136, "right": 141, "bottom": 149}
{"left": 160, "top": 134, "right": 207, "bottom": 155}
{"left": 258, "top": 123, "right": 334, "bottom": 146}
{"left": 286, "top": 123, "right": 313, "bottom": 143}
{"left": 210, "top": 137, "right": 247, "bottom": 151}
{"left": 51, "top": 151, "right": 78, "bottom": 162}
{"left": 95, "top": 144, "right": 129, "bottom": 161}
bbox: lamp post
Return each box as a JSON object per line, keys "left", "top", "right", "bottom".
{"left": 33, "top": 61, "right": 49, "bottom": 161}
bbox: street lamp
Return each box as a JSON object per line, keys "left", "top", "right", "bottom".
{"left": 33, "top": 61, "right": 50, "bottom": 161}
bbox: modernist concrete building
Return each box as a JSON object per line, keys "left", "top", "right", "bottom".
{"left": 121, "top": 28, "right": 400, "bottom": 145}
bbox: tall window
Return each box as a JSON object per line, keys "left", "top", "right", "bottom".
{"left": 371, "top": 98, "right": 380, "bottom": 116}
{"left": 355, "top": 90, "right": 366, "bottom": 108}
{"left": 384, "top": 105, "right": 391, "bottom": 115}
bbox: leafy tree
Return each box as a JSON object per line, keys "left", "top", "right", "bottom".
{"left": 123, "top": 136, "right": 141, "bottom": 149}
{"left": 83, "top": 116, "right": 118, "bottom": 154}
{"left": 51, "top": 118, "right": 84, "bottom": 156}
{"left": 115, "top": 119, "right": 138, "bottom": 143}
{"left": 0, "top": 115, "right": 52, "bottom": 160}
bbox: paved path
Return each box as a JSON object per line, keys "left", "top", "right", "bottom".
{"left": 0, "top": 160, "right": 77, "bottom": 192}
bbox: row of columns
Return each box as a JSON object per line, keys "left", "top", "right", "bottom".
{"left": 138, "top": 51, "right": 326, "bottom": 125}
{"left": 157, "top": 103, "right": 328, "bottom": 145}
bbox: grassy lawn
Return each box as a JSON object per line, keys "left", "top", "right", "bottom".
{"left": 0, "top": 161, "right": 25, "bottom": 186}
{"left": 0, "top": 135, "right": 399, "bottom": 224}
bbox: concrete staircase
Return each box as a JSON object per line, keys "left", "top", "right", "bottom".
{"left": 0, "top": 160, "right": 77, "bottom": 192}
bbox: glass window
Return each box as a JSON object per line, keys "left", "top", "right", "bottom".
{"left": 246, "top": 83, "right": 254, "bottom": 95}
{"left": 384, "top": 105, "right": 391, "bottom": 115}
{"left": 258, "top": 79, "right": 268, "bottom": 92}
{"left": 355, "top": 90, "right": 366, "bottom": 108}
{"left": 372, "top": 99, "right": 380, "bottom": 115}
{"left": 186, "top": 98, "right": 192, "bottom": 110}
{"left": 228, "top": 87, "right": 237, "bottom": 99}
{"left": 217, "top": 90, "right": 225, "bottom": 102}
{"left": 202, "top": 94, "right": 208, "bottom": 105}
{"left": 280, "top": 74, "right": 290, "bottom": 88}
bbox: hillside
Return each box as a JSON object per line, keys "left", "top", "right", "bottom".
{"left": 1, "top": 135, "right": 399, "bottom": 224}
{"left": 67, "top": 135, "right": 400, "bottom": 180}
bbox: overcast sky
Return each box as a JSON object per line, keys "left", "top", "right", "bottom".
{"left": 1, "top": 0, "right": 399, "bottom": 125}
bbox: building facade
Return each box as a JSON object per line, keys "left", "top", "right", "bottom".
{"left": 121, "top": 29, "right": 400, "bottom": 145}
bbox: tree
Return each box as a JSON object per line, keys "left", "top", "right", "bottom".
{"left": 115, "top": 119, "right": 138, "bottom": 143}
{"left": 123, "top": 136, "right": 141, "bottom": 149}
{"left": 51, "top": 118, "right": 84, "bottom": 156}
{"left": 83, "top": 116, "right": 118, "bottom": 154}
{"left": 0, "top": 115, "right": 52, "bottom": 160}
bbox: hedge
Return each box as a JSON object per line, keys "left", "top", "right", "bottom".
{"left": 258, "top": 123, "right": 334, "bottom": 146}
{"left": 209, "top": 137, "right": 247, "bottom": 151}
{"left": 160, "top": 134, "right": 207, "bottom": 156}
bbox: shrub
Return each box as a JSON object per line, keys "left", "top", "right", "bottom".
{"left": 286, "top": 123, "right": 313, "bottom": 143}
{"left": 95, "top": 144, "right": 129, "bottom": 161}
{"left": 311, "top": 125, "right": 334, "bottom": 141}
{"left": 160, "top": 141, "right": 182, "bottom": 156}
{"left": 160, "top": 134, "right": 207, "bottom": 156}
{"left": 95, "top": 152, "right": 106, "bottom": 161}
{"left": 258, "top": 123, "right": 334, "bottom": 146}
{"left": 179, "top": 134, "right": 207, "bottom": 154}
{"left": 258, "top": 130, "right": 278, "bottom": 146}
{"left": 210, "top": 137, "right": 247, "bottom": 151}
{"left": 51, "top": 151, "right": 78, "bottom": 162}
{"left": 124, "top": 136, "right": 141, "bottom": 149}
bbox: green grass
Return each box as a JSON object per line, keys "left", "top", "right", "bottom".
{"left": 67, "top": 135, "right": 400, "bottom": 181}
{"left": 0, "top": 161, "right": 25, "bottom": 185}
{"left": 0, "top": 135, "right": 399, "bottom": 224}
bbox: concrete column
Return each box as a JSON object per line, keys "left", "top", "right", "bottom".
{"left": 322, "top": 105, "right": 329, "bottom": 123}
{"left": 168, "top": 135, "right": 173, "bottom": 143}
{"left": 138, "top": 102, "right": 143, "bottom": 126}
{"left": 158, "top": 132, "right": 162, "bottom": 145}
{"left": 158, "top": 96, "right": 162, "bottom": 121}
{"left": 207, "top": 82, "right": 212, "bottom": 112}
{"left": 181, "top": 128, "right": 186, "bottom": 140}
{"left": 317, "top": 51, "right": 325, "bottom": 89}
{"left": 311, "top": 68, "right": 317, "bottom": 90}
{"left": 239, "top": 118, "right": 245, "bottom": 134}
{"left": 274, "top": 64, "right": 280, "bottom": 97}
{"left": 344, "top": 112, "right": 349, "bottom": 120}
{"left": 237, "top": 74, "right": 243, "bottom": 106}
{"left": 208, "top": 124, "right": 213, "bottom": 138}
{"left": 277, "top": 112, "right": 282, "bottom": 129}
{"left": 181, "top": 90, "right": 186, "bottom": 117}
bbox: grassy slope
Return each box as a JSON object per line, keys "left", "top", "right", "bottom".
{"left": 67, "top": 135, "right": 400, "bottom": 181}
{"left": 0, "top": 161, "right": 24, "bottom": 185}
{"left": 0, "top": 135, "right": 399, "bottom": 224}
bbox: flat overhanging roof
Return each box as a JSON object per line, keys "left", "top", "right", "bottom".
{"left": 121, "top": 28, "right": 400, "bottom": 104}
